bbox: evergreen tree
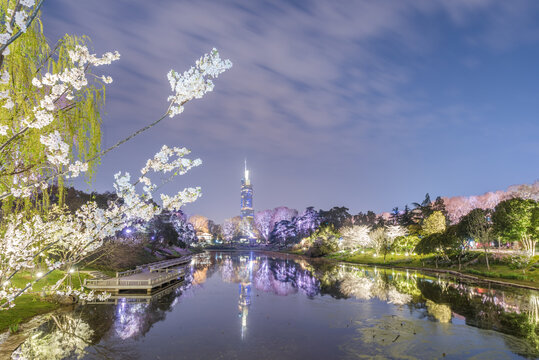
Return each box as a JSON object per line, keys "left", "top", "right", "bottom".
{"left": 399, "top": 205, "right": 414, "bottom": 227}
{"left": 390, "top": 207, "right": 400, "bottom": 225}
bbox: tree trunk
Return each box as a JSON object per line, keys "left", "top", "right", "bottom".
{"left": 521, "top": 235, "right": 537, "bottom": 257}
{"left": 484, "top": 248, "right": 490, "bottom": 271}
{"left": 435, "top": 256, "right": 438, "bottom": 269}
{"left": 458, "top": 254, "right": 462, "bottom": 271}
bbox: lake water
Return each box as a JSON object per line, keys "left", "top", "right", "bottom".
{"left": 12, "top": 251, "right": 539, "bottom": 359}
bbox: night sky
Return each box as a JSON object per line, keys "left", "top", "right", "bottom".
{"left": 42, "top": 1, "right": 539, "bottom": 222}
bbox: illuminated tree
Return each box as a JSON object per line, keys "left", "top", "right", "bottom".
{"left": 270, "top": 219, "right": 297, "bottom": 245}
{"left": 374, "top": 225, "right": 408, "bottom": 261}
{"left": 0, "top": 2, "right": 232, "bottom": 306}
{"left": 392, "top": 234, "right": 420, "bottom": 254}
{"left": 272, "top": 206, "right": 298, "bottom": 227}
{"left": 255, "top": 209, "right": 273, "bottom": 243}
{"left": 222, "top": 218, "right": 240, "bottom": 243}
{"left": 304, "top": 225, "right": 339, "bottom": 257}
{"left": 415, "top": 223, "right": 461, "bottom": 269}
{"left": 208, "top": 222, "right": 223, "bottom": 242}
{"left": 493, "top": 198, "right": 538, "bottom": 256}
{"left": 369, "top": 227, "right": 387, "bottom": 258}
{"left": 386, "top": 225, "right": 408, "bottom": 240}
{"left": 146, "top": 212, "right": 180, "bottom": 248}
{"left": 340, "top": 225, "right": 371, "bottom": 251}
{"left": 170, "top": 212, "right": 196, "bottom": 247}
{"left": 188, "top": 214, "right": 210, "bottom": 234}
{"left": 0, "top": 2, "right": 109, "bottom": 215}
{"left": 295, "top": 206, "right": 320, "bottom": 238}
{"left": 459, "top": 208, "right": 492, "bottom": 269}
{"left": 422, "top": 211, "right": 447, "bottom": 236}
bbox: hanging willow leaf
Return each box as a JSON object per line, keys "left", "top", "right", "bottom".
{"left": 0, "top": 5, "right": 105, "bottom": 219}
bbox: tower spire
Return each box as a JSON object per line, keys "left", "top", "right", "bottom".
{"left": 244, "top": 158, "right": 249, "bottom": 182}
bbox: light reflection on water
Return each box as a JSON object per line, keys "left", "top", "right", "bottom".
{"left": 11, "top": 251, "right": 539, "bottom": 359}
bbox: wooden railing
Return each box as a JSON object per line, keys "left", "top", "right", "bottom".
{"left": 148, "top": 256, "right": 192, "bottom": 272}
{"left": 84, "top": 268, "right": 185, "bottom": 288}
{"left": 116, "top": 268, "right": 142, "bottom": 278}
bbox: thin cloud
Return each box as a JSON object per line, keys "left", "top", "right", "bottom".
{"left": 42, "top": 0, "right": 539, "bottom": 221}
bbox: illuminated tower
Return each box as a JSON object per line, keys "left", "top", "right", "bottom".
{"left": 240, "top": 160, "right": 256, "bottom": 244}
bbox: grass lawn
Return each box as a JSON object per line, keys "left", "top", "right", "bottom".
{"left": 462, "top": 263, "right": 539, "bottom": 286}
{"left": 1, "top": 270, "right": 89, "bottom": 333}
{"left": 0, "top": 294, "right": 59, "bottom": 333}
{"left": 321, "top": 250, "right": 539, "bottom": 288}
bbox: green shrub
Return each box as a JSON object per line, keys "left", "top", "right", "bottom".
{"left": 508, "top": 254, "right": 532, "bottom": 270}
{"left": 9, "top": 322, "right": 19, "bottom": 334}
{"left": 305, "top": 226, "right": 340, "bottom": 257}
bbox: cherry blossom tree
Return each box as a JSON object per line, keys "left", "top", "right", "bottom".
{"left": 170, "top": 211, "right": 196, "bottom": 246}
{"left": 0, "top": 2, "right": 233, "bottom": 307}
{"left": 272, "top": 206, "right": 298, "bottom": 228}
{"left": 253, "top": 206, "right": 300, "bottom": 243}
{"left": 507, "top": 181, "right": 539, "bottom": 201}
{"left": 222, "top": 218, "right": 240, "bottom": 243}
{"left": 188, "top": 214, "right": 210, "bottom": 234}
{"left": 255, "top": 209, "right": 273, "bottom": 243}
{"left": 271, "top": 220, "right": 297, "bottom": 246}
{"left": 386, "top": 225, "right": 408, "bottom": 241}
{"left": 340, "top": 225, "right": 371, "bottom": 251}
{"left": 442, "top": 181, "right": 538, "bottom": 224}
{"left": 369, "top": 225, "right": 407, "bottom": 261}
{"left": 295, "top": 207, "right": 321, "bottom": 238}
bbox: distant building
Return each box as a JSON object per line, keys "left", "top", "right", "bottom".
{"left": 196, "top": 232, "right": 213, "bottom": 243}
{"left": 240, "top": 160, "right": 256, "bottom": 244}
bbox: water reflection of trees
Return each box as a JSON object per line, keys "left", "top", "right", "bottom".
{"left": 416, "top": 277, "right": 539, "bottom": 356}
{"left": 209, "top": 253, "right": 321, "bottom": 298}
{"left": 308, "top": 261, "right": 539, "bottom": 357}
{"left": 13, "top": 277, "right": 192, "bottom": 359}
{"left": 13, "top": 252, "right": 539, "bottom": 359}
{"left": 13, "top": 314, "right": 95, "bottom": 360}
{"left": 204, "top": 252, "right": 539, "bottom": 356}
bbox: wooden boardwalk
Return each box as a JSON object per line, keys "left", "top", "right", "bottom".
{"left": 83, "top": 280, "right": 184, "bottom": 305}
{"left": 84, "top": 256, "right": 191, "bottom": 294}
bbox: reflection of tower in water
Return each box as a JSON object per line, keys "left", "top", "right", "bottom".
{"left": 238, "top": 253, "right": 254, "bottom": 339}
